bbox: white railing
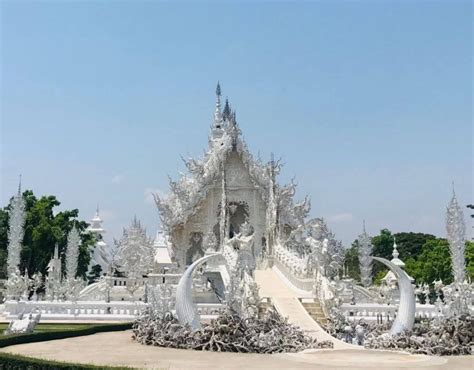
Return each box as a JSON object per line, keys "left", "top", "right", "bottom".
{"left": 4, "top": 300, "right": 225, "bottom": 321}
{"left": 273, "top": 257, "right": 313, "bottom": 292}
{"left": 197, "top": 303, "right": 224, "bottom": 316}
{"left": 340, "top": 303, "right": 441, "bottom": 322}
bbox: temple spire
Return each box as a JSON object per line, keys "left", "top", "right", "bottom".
{"left": 446, "top": 185, "right": 466, "bottom": 283}
{"left": 223, "top": 98, "right": 231, "bottom": 122}
{"left": 392, "top": 236, "right": 399, "bottom": 260}
{"left": 213, "top": 82, "right": 223, "bottom": 129}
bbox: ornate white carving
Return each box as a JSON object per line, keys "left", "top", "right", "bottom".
{"left": 372, "top": 257, "right": 415, "bottom": 335}
{"left": 114, "top": 218, "right": 154, "bottom": 279}
{"left": 358, "top": 222, "right": 373, "bottom": 287}
{"left": 175, "top": 253, "right": 222, "bottom": 330}
{"left": 446, "top": 190, "right": 466, "bottom": 284}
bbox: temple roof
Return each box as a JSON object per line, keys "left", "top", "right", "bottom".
{"left": 154, "top": 84, "right": 310, "bottom": 232}
{"left": 154, "top": 86, "right": 271, "bottom": 229}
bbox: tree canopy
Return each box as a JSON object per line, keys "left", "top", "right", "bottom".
{"left": 0, "top": 190, "right": 95, "bottom": 280}
{"left": 345, "top": 229, "right": 473, "bottom": 286}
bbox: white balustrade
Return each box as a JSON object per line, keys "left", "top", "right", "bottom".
{"left": 3, "top": 299, "right": 225, "bottom": 321}
{"left": 340, "top": 303, "right": 445, "bottom": 322}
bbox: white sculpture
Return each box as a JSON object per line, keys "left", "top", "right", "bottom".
{"left": 372, "top": 257, "right": 415, "bottom": 335}
{"left": 5, "top": 309, "right": 41, "bottom": 335}
{"left": 65, "top": 226, "right": 85, "bottom": 301}
{"left": 65, "top": 226, "right": 81, "bottom": 281}
{"left": 114, "top": 217, "right": 154, "bottom": 279}
{"left": 45, "top": 244, "right": 62, "bottom": 300}
{"left": 6, "top": 179, "right": 27, "bottom": 300}
{"left": 357, "top": 221, "right": 373, "bottom": 287}
{"left": 87, "top": 206, "right": 112, "bottom": 273}
{"left": 446, "top": 189, "right": 466, "bottom": 284}
{"left": 175, "top": 253, "right": 222, "bottom": 330}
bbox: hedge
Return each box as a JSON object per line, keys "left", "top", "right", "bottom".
{"left": 0, "top": 322, "right": 132, "bottom": 348}
{"left": 0, "top": 323, "right": 133, "bottom": 369}
{"left": 0, "top": 352, "right": 132, "bottom": 369}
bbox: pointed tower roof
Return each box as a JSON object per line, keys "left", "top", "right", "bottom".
{"left": 223, "top": 98, "right": 231, "bottom": 122}
{"left": 213, "top": 81, "right": 223, "bottom": 130}
{"left": 88, "top": 205, "right": 106, "bottom": 234}
{"left": 390, "top": 236, "right": 405, "bottom": 267}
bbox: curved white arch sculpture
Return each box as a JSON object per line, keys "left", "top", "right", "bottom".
{"left": 372, "top": 256, "right": 415, "bottom": 335}
{"left": 175, "top": 253, "right": 222, "bottom": 330}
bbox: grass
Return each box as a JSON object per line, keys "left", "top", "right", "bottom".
{"left": 0, "top": 322, "right": 134, "bottom": 368}
{"left": 0, "top": 352, "right": 135, "bottom": 369}
{"left": 0, "top": 322, "right": 97, "bottom": 334}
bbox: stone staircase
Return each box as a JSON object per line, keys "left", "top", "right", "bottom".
{"left": 300, "top": 300, "right": 328, "bottom": 327}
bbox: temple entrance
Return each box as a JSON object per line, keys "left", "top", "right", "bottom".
{"left": 186, "top": 232, "right": 204, "bottom": 265}
{"left": 228, "top": 201, "right": 249, "bottom": 238}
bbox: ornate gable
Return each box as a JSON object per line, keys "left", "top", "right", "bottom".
{"left": 154, "top": 84, "right": 311, "bottom": 247}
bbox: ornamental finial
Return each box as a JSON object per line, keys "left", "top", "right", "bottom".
{"left": 392, "top": 236, "right": 399, "bottom": 259}
{"left": 223, "top": 98, "right": 231, "bottom": 121}
{"left": 213, "top": 82, "right": 223, "bottom": 129}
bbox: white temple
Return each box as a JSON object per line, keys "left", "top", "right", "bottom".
{"left": 87, "top": 206, "right": 111, "bottom": 273}
{"left": 2, "top": 84, "right": 471, "bottom": 340}
{"left": 46, "top": 244, "right": 61, "bottom": 282}
{"left": 154, "top": 82, "right": 313, "bottom": 270}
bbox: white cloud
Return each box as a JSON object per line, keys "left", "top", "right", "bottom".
{"left": 111, "top": 174, "right": 125, "bottom": 184}
{"left": 144, "top": 187, "right": 166, "bottom": 205}
{"left": 327, "top": 213, "right": 354, "bottom": 223}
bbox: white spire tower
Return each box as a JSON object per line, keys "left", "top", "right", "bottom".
{"left": 210, "top": 82, "right": 225, "bottom": 141}
{"left": 358, "top": 220, "right": 373, "bottom": 287}
{"left": 87, "top": 205, "right": 111, "bottom": 273}
{"left": 7, "top": 175, "right": 26, "bottom": 277}
{"left": 89, "top": 205, "right": 105, "bottom": 234}
{"left": 446, "top": 186, "right": 466, "bottom": 283}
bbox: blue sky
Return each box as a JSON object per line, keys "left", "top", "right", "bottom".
{"left": 1, "top": 1, "right": 472, "bottom": 246}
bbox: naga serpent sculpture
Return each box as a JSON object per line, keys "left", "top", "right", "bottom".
{"left": 372, "top": 256, "right": 415, "bottom": 335}
{"left": 175, "top": 252, "right": 223, "bottom": 330}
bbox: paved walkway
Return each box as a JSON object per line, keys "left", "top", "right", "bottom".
{"left": 254, "top": 268, "right": 355, "bottom": 349}
{"left": 1, "top": 331, "right": 472, "bottom": 369}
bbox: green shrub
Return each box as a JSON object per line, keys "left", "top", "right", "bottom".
{"left": 0, "top": 323, "right": 133, "bottom": 369}
{"left": 0, "top": 351, "right": 131, "bottom": 369}
{"left": 0, "top": 322, "right": 132, "bottom": 348}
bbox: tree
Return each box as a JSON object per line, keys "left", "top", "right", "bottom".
{"left": 87, "top": 264, "right": 103, "bottom": 284}
{"left": 370, "top": 229, "right": 436, "bottom": 282}
{"left": 344, "top": 240, "right": 360, "bottom": 282}
{"left": 370, "top": 229, "right": 394, "bottom": 279}
{"left": 0, "top": 190, "right": 95, "bottom": 280}
{"left": 405, "top": 239, "right": 452, "bottom": 284}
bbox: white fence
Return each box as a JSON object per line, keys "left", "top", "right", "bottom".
{"left": 273, "top": 258, "right": 313, "bottom": 292}
{"left": 340, "top": 303, "right": 441, "bottom": 322}
{"left": 3, "top": 300, "right": 225, "bottom": 321}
